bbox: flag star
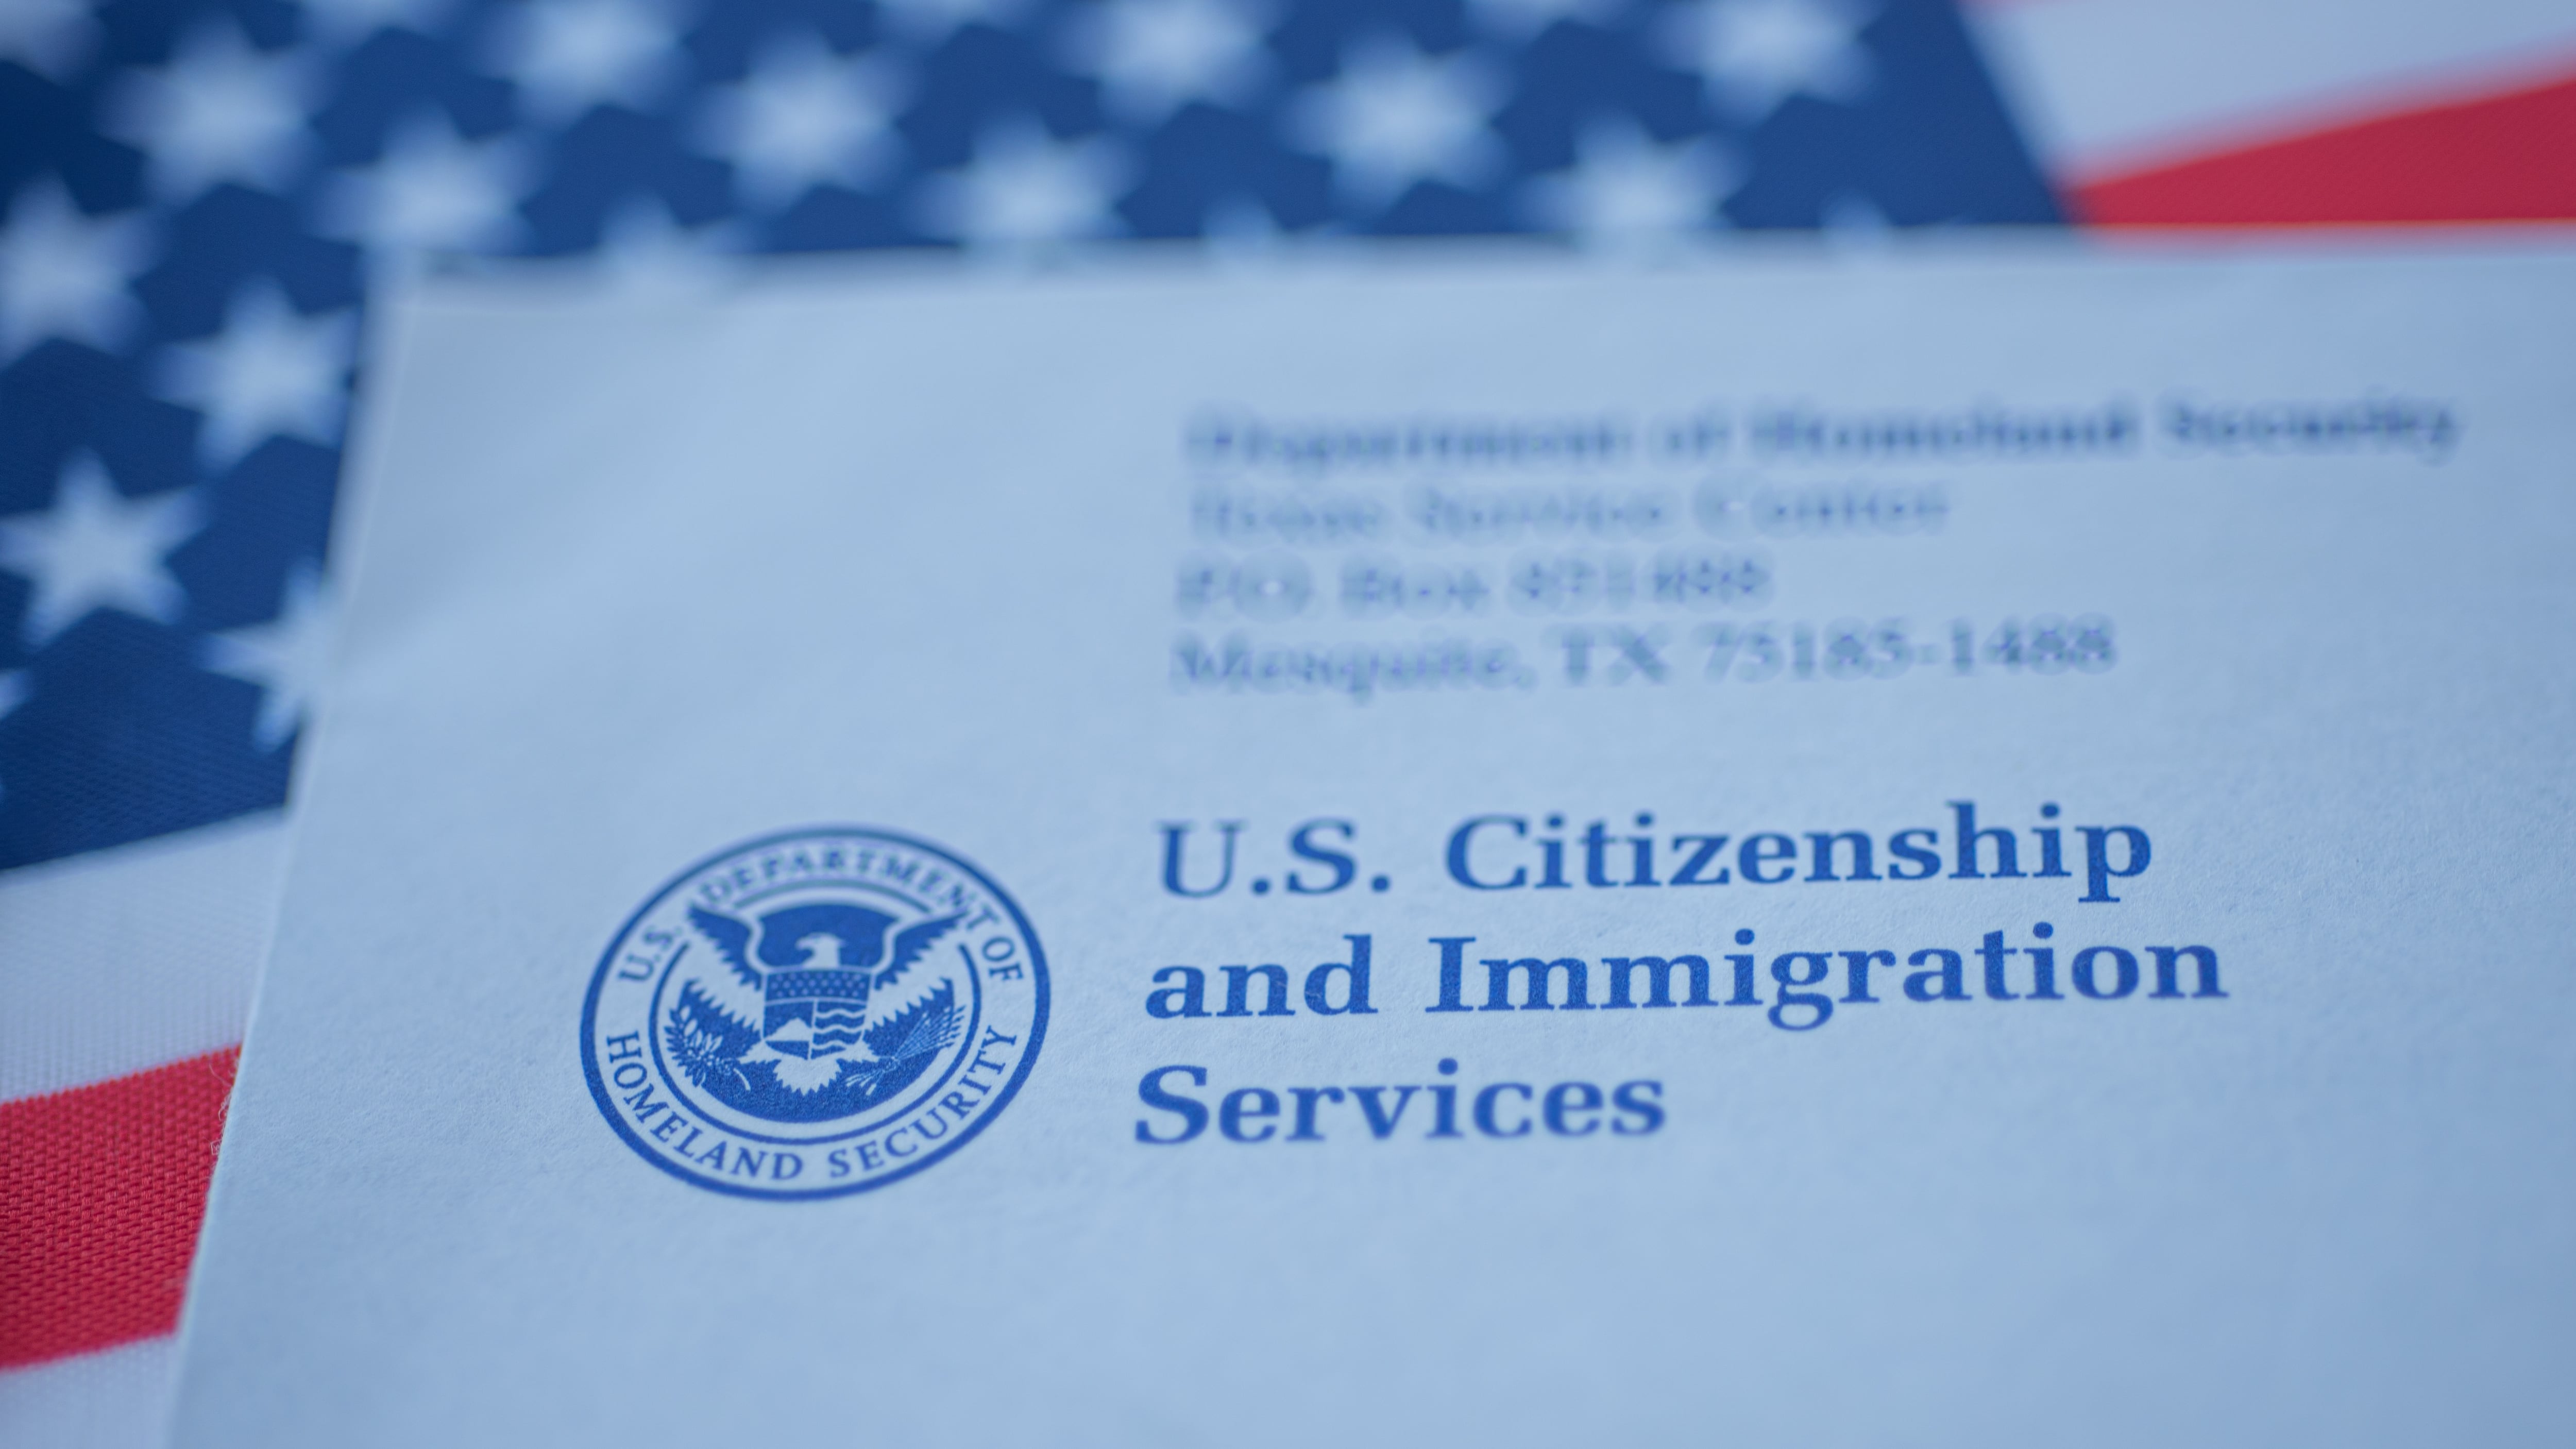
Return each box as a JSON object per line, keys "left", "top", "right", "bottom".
{"left": 155, "top": 281, "right": 357, "bottom": 469}
{"left": 590, "top": 196, "right": 747, "bottom": 296}
{"left": 302, "top": 0, "right": 463, "bottom": 49}
{"left": 1660, "top": 0, "right": 1874, "bottom": 120}
{"left": 877, "top": 0, "right": 1032, "bottom": 44}
{"left": 315, "top": 112, "right": 533, "bottom": 261}
{"left": 1820, "top": 188, "right": 1895, "bottom": 242}
{"left": 1522, "top": 120, "right": 1740, "bottom": 248}
{"left": 201, "top": 562, "right": 334, "bottom": 751}
{"left": 0, "top": 178, "right": 153, "bottom": 363}
{"left": 485, "top": 0, "right": 682, "bottom": 124}
{"left": 1284, "top": 36, "right": 1506, "bottom": 209}
{"left": 1061, "top": 0, "right": 1270, "bottom": 123}
{"left": 0, "top": 0, "right": 97, "bottom": 80}
{"left": 696, "top": 35, "right": 905, "bottom": 210}
{"left": 911, "top": 121, "right": 1129, "bottom": 251}
{"left": 100, "top": 21, "right": 315, "bottom": 202}
{"left": 1201, "top": 193, "right": 1282, "bottom": 252}
{"left": 0, "top": 454, "right": 203, "bottom": 648}
{"left": 1464, "top": 0, "right": 1622, "bottom": 41}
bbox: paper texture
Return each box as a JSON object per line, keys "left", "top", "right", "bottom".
{"left": 173, "top": 243, "right": 2576, "bottom": 1446}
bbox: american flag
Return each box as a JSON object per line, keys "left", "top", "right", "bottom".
{"left": 1, "top": 0, "right": 2568, "bottom": 1440}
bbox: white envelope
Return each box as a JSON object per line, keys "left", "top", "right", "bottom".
{"left": 173, "top": 243, "right": 2576, "bottom": 1447}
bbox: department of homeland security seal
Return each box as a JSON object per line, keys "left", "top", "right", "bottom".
{"left": 581, "top": 827, "right": 1047, "bottom": 1200}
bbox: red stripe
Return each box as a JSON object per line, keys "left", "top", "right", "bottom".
{"left": 2071, "top": 70, "right": 2576, "bottom": 226}
{"left": 1, "top": 1049, "right": 238, "bottom": 1368}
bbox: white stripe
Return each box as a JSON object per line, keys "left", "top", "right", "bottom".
{"left": 0, "top": 814, "right": 282, "bottom": 1102}
{"left": 0, "top": 1336, "right": 176, "bottom": 1449}
{"left": 1969, "top": 0, "right": 2576, "bottom": 177}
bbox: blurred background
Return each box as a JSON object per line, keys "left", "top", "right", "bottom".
{"left": 3, "top": 0, "right": 2570, "bottom": 1441}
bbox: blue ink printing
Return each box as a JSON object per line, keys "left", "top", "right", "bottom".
{"left": 581, "top": 827, "right": 1048, "bottom": 1200}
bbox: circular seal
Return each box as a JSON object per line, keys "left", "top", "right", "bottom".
{"left": 581, "top": 827, "right": 1047, "bottom": 1200}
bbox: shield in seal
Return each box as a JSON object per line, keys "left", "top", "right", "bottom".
{"left": 581, "top": 826, "right": 1047, "bottom": 1200}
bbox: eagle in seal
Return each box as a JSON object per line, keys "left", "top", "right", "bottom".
{"left": 662, "top": 901, "right": 965, "bottom": 1122}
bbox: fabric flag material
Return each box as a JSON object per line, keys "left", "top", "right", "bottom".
{"left": 1972, "top": 0, "right": 2576, "bottom": 224}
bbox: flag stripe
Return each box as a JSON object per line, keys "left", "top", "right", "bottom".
{"left": 0, "top": 817, "right": 281, "bottom": 1103}
{"left": 1965, "top": 0, "right": 2576, "bottom": 179}
{"left": 2070, "top": 69, "right": 2576, "bottom": 225}
{"left": 0, "top": 1049, "right": 236, "bottom": 1369}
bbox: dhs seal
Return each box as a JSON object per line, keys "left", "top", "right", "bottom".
{"left": 581, "top": 827, "right": 1047, "bottom": 1200}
